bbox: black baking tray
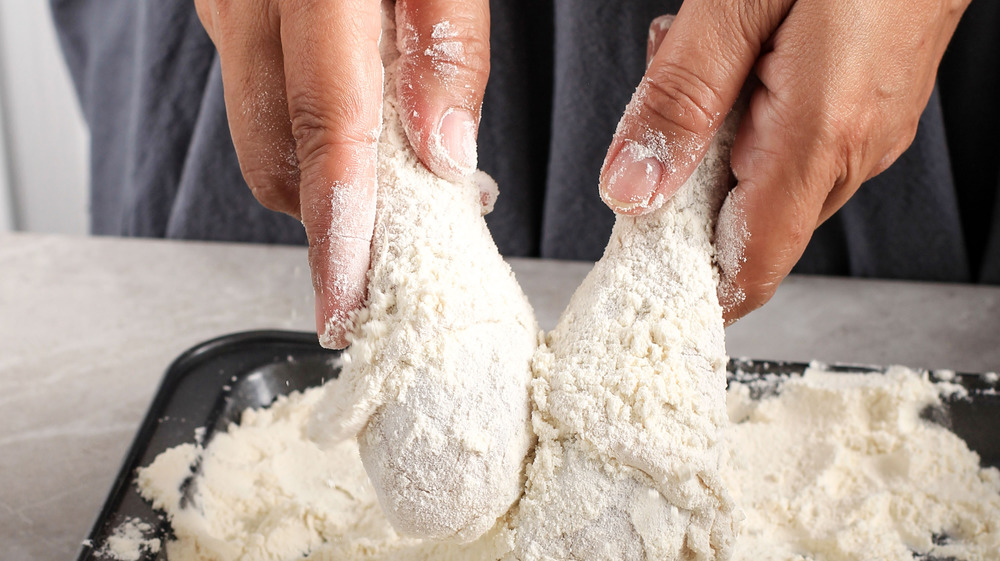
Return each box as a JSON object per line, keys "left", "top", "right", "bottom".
{"left": 76, "top": 331, "right": 342, "bottom": 561}
{"left": 76, "top": 331, "right": 1000, "bottom": 561}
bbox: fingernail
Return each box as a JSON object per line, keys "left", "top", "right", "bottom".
{"left": 310, "top": 237, "right": 371, "bottom": 350}
{"left": 601, "top": 143, "right": 663, "bottom": 213}
{"left": 435, "top": 107, "right": 477, "bottom": 176}
{"left": 646, "top": 14, "right": 675, "bottom": 68}
{"left": 314, "top": 296, "right": 327, "bottom": 340}
{"left": 317, "top": 293, "right": 354, "bottom": 350}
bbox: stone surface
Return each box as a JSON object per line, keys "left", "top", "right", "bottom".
{"left": 2, "top": 233, "right": 999, "bottom": 561}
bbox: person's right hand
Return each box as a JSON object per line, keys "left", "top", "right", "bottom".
{"left": 602, "top": 0, "right": 968, "bottom": 324}
{"left": 194, "top": 0, "right": 490, "bottom": 348}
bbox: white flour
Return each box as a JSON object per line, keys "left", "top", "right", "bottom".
{"left": 98, "top": 517, "right": 161, "bottom": 561}
{"left": 724, "top": 367, "right": 1000, "bottom": 561}
{"left": 133, "top": 367, "right": 1000, "bottom": 561}
{"left": 506, "top": 90, "right": 743, "bottom": 561}
{"left": 137, "top": 388, "right": 507, "bottom": 561}
{"left": 306, "top": 10, "right": 538, "bottom": 544}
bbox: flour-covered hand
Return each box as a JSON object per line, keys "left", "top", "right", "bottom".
{"left": 194, "top": 0, "right": 490, "bottom": 348}
{"left": 600, "top": 0, "right": 969, "bottom": 323}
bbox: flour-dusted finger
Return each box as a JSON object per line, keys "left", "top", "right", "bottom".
{"left": 395, "top": 0, "right": 490, "bottom": 180}
{"left": 202, "top": 0, "right": 300, "bottom": 216}
{"left": 600, "top": 0, "right": 791, "bottom": 215}
{"left": 276, "top": 0, "right": 384, "bottom": 348}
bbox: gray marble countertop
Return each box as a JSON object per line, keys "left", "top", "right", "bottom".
{"left": 3, "top": 233, "right": 999, "bottom": 560}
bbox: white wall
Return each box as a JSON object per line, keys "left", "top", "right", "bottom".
{"left": 0, "top": 3, "right": 89, "bottom": 235}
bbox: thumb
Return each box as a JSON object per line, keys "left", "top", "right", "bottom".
{"left": 600, "top": 0, "right": 789, "bottom": 214}
{"left": 395, "top": 0, "right": 490, "bottom": 181}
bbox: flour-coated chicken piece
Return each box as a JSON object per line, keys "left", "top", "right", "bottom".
{"left": 309, "top": 11, "right": 537, "bottom": 543}
{"left": 507, "top": 90, "right": 746, "bottom": 561}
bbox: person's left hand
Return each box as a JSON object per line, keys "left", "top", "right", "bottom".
{"left": 600, "top": 0, "right": 969, "bottom": 322}
{"left": 194, "top": 0, "right": 490, "bottom": 348}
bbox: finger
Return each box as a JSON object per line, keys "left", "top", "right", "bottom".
{"left": 645, "top": 14, "right": 674, "bottom": 69}
{"left": 209, "top": 0, "right": 301, "bottom": 216}
{"left": 279, "top": 0, "right": 384, "bottom": 349}
{"left": 601, "top": 0, "right": 791, "bottom": 215}
{"left": 717, "top": 79, "right": 841, "bottom": 323}
{"left": 193, "top": 0, "right": 217, "bottom": 41}
{"left": 395, "top": 0, "right": 490, "bottom": 180}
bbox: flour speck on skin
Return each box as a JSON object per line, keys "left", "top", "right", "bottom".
{"left": 431, "top": 21, "right": 456, "bottom": 40}
{"left": 424, "top": 41, "right": 464, "bottom": 64}
{"left": 600, "top": 77, "right": 716, "bottom": 214}
{"left": 714, "top": 188, "right": 750, "bottom": 313}
{"left": 507, "top": 84, "right": 745, "bottom": 561}
{"left": 308, "top": 7, "right": 538, "bottom": 544}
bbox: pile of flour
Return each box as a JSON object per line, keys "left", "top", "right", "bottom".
{"left": 725, "top": 366, "right": 1000, "bottom": 560}
{"left": 138, "top": 388, "right": 508, "bottom": 561}
{"left": 132, "top": 366, "right": 1000, "bottom": 561}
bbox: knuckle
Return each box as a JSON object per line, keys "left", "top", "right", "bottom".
{"left": 815, "top": 101, "right": 854, "bottom": 146}
{"left": 288, "top": 90, "right": 375, "bottom": 167}
{"left": 889, "top": 127, "right": 917, "bottom": 166}
{"left": 243, "top": 165, "right": 297, "bottom": 214}
{"left": 873, "top": 115, "right": 919, "bottom": 177}
{"left": 240, "top": 155, "right": 299, "bottom": 212}
{"left": 811, "top": 102, "right": 865, "bottom": 181}
{"left": 732, "top": 0, "right": 776, "bottom": 42}
{"left": 437, "top": 55, "right": 490, "bottom": 87}
{"left": 943, "top": 0, "right": 972, "bottom": 17}
{"left": 457, "top": 25, "right": 491, "bottom": 70}
{"left": 453, "top": 34, "right": 491, "bottom": 79}
{"left": 198, "top": 0, "right": 279, "bottom": 43}
{"left": 640, "top": 62, "right": 724, "bottom": 138}
{"left": 899, "top": 113, "right": 920, "bottom": 147}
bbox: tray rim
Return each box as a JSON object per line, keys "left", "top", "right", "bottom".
{"left": 77, "top": 330, "right": 329, "bottom": 561}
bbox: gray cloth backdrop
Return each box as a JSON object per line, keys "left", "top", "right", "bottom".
{"left": 51, "top": 0, "right": 1000, "bottom": 283}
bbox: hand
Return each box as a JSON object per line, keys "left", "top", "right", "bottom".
{"left": 194, "top": 0, "right": 490, "bottom": 347}
{"left": 600, "top": 0, "right": 969, "bottom": 323}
